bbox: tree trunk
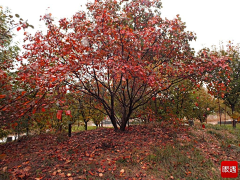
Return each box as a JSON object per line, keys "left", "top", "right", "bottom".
{"left": 120, "top": 107, "right": 127, "bottom": 131}
{"left": 68, "top": 123, "right": 72, "bottom": 137}
{"left": 231, "top": 104, "right": 235, "bottom": 117}
{"left": 218, "top": 98, "right": 221, "bottom": 126}
{"left": 84, "top": 121, "right": 87, "bottom": 131}
{"left": 233, "top": 119, "right": 237, "bottom": 128}
{"left": 27, "top": 116, "right": 30, "bottom": 136}
{"left": 17, "top": 123, "right": 20, "bottom": 140}
{"left": 224, "top": 105, "right": 227, "bottom": 125}
{"left": 154, "top": 94, "right": 157, "bottom": 120}
{"left": 26, "top": 127, "right": 29, "bottom": 136}
{"left": 231, "top": 104, "right": 235, "bottom": 128}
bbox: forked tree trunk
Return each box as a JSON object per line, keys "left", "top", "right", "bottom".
{"left": 120, "top": 109, "right": 131, "bottom": 131}
{"left": 120, "top": 108, "right": 127, "bottom": 131}
{"left": 120, "top": 120, "right": 127, "bottom": 131}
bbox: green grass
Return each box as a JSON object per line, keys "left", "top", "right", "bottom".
{"left": 72, "top": 125, "right": 97, "bottom": 132}
{"left": 72, "top": 125, "right": 113, "bottom": 132}
{"left": 204, "top": 123, "right": 240, "bottom": 155}
{"left": 206, "top": 123, "right": 240, "bottom": 131}
{"left": 206, "top": 123, "right": 240, "bottom": 141}
{"left": 145, "top": 143, "right": 219, "bottom": 179}
{"left": 207, "top": 130, "right": 223, "bottom": 139}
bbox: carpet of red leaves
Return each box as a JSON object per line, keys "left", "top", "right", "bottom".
{"left": 0, "top": 124, "right": 182, "bottom": 179}
{"left": 0, "top": 124, "right": 239, "bottom": 179}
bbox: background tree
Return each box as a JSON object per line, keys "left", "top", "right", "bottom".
{"left": 0, "top": 7, "right": 35, "bottom": 137}
{"left": 145, "top": 81, "right": 216, "bottom": 123}
{"left": 198, "top": 47, "right": 230, "bottom": 125}
{"left": 188, "top": 88, "right": 216, "bottom": 123}
{"left": 163, "top": 80, "right": 196, "bottom": 120}
{"left": 205, "top": 43, "right": 240, "bottom": 126}
{"left": 222, "top": 44, "right": 240, "bottom": 116}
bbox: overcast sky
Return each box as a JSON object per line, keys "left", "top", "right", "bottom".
{"left": 1, "top": 0, "right": 240, "bottom": 53}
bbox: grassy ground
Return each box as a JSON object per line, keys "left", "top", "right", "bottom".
{"left": 72, "top": 125, "right": 98, "bottom": 132}
{"left": 0, "top": 122, "right": 239, "bottom": 179}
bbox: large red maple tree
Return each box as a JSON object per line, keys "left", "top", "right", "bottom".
{"left": 18, "top": 0, "right": 229, "bottom": 131}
